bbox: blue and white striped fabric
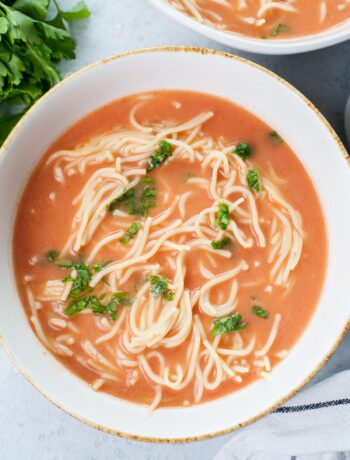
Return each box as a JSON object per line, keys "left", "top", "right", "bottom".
{"left": 215, "top": 370, "right": 350, "bottom": 460}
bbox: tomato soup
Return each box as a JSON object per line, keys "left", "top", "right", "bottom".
{"left": 13, "top": 91, "right": 327, "bottom": 409}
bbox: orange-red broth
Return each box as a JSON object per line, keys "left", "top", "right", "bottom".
{"left": 168, "top": 0, "right": 350, "bottom": 39}
{"left": 14, "top": 91, "right": 327, "bottom": 407}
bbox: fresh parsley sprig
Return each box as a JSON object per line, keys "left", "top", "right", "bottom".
{"left": 0, "top": 0, "right": 90, "bottom": 144}
{"left": 211, "top": 237, "right": 232, "bottom": 250}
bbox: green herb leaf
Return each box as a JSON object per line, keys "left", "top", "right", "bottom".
{"left": 147, "top": 140, "right": 172, "bottom": 172}
{"left": 149, "top": 275, "right": 168, "bottom": 297}
{"left": 55, "top": 0, "right": 90, "bottom": 21}
{"left": 211, "top": 237, "right": 232, "bottom": 250}
{"left": 271, "top": 23, "right": 289, "bottom": 36}
{"left": 0, "top": 16, "right": 8, "bottom": 33}
{"left": 65, "top": 297, "right": 92, "bottom": 317}
{"left": 234, "top": 142, "right": 253, "bottom": 161}
{"left": 143, "top": 176, "right": 155, "bottom": 184}
{"left": 0, "top": 112, "right": 24, "bottom": 145}
{"left": 269, "top": 130, "right": 283, "bottom": 145}
{"left": 149, "top": 275, "right": 174, "bottom": 301}
{"left": 12, "top": 0, "right": 49, "bottom": 21}
{"left": 215, "top": 203, "right": 230, "bottom": 231}
{"left": 104, "top": 292, "right": 132, "bottom": 321}
{"left": 165, "top": 290, "right": 175, "bottom": 301}
{"left": 55, "top": 257, "right": 73, "bottom": 268}
{"left": 45, "top": 249, "right": 59, "bottom": 262}
{"left": 120, "top": 221, "right": 142, "bottom": 244}
{"left": 212, "top": 313, "right": 247, "bottom": 337}
{"left": 107, "top": 184, "right": 157, "bottom": 217}
{"left": 141, "top": 186, "right": 157, "bottom": 215}
{"left": 247, "top": 169, "right": 261, "bottom": 193}
{"left": 252, "top": 306, "right": 269, "bottom": 319}
{"left": 58, "top": 260, "right": 92, "bottom": 300}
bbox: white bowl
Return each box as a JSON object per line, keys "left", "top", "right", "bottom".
{"left": 148, "top": 0, "right": 350, "bottom": 55}
{"left": 0, "top": 47, "right": 350, "bottom": 442}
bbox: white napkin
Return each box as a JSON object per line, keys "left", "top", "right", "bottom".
{"left": 214, "top": 370, "right": 350, "bottom": 460}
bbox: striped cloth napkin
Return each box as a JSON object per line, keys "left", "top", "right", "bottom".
{"left": 214, "top": 337, "right": 350, "bottom": 460}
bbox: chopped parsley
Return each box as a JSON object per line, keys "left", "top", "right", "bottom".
{"left": 143, "top": 176, "right": 155, "bottom": 184}
{"left": 271, "top": 23, "right": 289, "bottom": 36}
{"left": 48, "top": 255, "right": 131, "bottom": 320}
{"left": 149, "top": 275, "right": 175, "bottom": 301}
{"left": 147, "top": 140, "right": 172, "bottom": 172}
{"left": 252, "top": 306, "right": 269, "bottom": 319}
{"left": 215, "top": 202, "right": 230, "bottom": 231}
{"left": 234, "top": 142, "right": 253, "bottom": 161}
{"left": 107, "top": 183, "right": 157, "bottom": 217}
{"left": 62, "top": 262, "right": 92, "bottom": 301}
{"left": 247, "top": 169, "right": 261, "bottom": 193}
{"left": 211, "top": 237, "right": 232, "bottom": 250}
{"left": 269, "top": 130, "right": 283, "bottom": 145}
{"left": 212, "top": 313, "right": 247, "bottom": 337}
{"left": 92, "top": 262, "right": 110, "bottom": 273}
{"left": 65, "top": 291, "right": 132, "bottom": 321}
{"left": 120, "top": 222, "right": 142, "bottom": 244}
{"left": 45, "top": 250, "right": 59, "bottom": 263}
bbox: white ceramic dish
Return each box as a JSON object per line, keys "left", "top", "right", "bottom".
{"left": 0, "top": 47, "right": 350, "bottom": 442}
{"left": 148, "top": 0, "right": 350, "bottom": 55}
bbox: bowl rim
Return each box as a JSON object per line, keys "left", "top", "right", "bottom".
{"left": 0, "top": 46, "right": 350, "bottom": 443}
{"left": 148, "top": 0, "right": 350, "bottom": 55}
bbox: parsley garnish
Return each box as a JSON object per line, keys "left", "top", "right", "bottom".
{"left": 211, "top": 237, "right": 232, "bottom": 250}
{"left": 147, "top": 140, "right": 172, "bottom": 172}
{"left": 62, "top": 262, "right": 92, "bottom": 300}
{"left": 143, "top": 176, "right": 155, "bottom": 184}
{"left": 65, "top": 291, "right": 131, "bottom": 321}
{"left": 234, "top": 142, "right": 253, "bottom": 161}
{"left": 215, "top": 203, "right": 230, "bottom": 231}
{"left": 92, "top": 262, "right": 110, "bottom": 273}
{"left": 0, "top": 0, "right": 90, "bottom": 145}
{"left": 252, "top": 306, "right": 269, "bottom": 319}
{"left": 247, "top": 169, "right": 261, "bottom": 193}
{"left": 149, "top": 275, "right": 175, "bottom": 301}
{"left": 107, "top": 184, "right": 157, "bottom": 217}
{"left": 45, "top": 249, "right": 59, "bottom": 263}
{"left": 120, "top": 222, "right": 142, "bottom": 244}
{"left": 212, "top": 313, "right": 247, "bottom": 337}
{"left": 271, "top": 23, "right": 289, "bottom": 36}
{"left": 269, "top": 130, "right": 283, "bottom": 145}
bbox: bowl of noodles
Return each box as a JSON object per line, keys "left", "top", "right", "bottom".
{"left": 0, "top": 47, "right": 349, "bottom": 441}
{"left": 148, "top": 0, "right": 350, "bottom": 54}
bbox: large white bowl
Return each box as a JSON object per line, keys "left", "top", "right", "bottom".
{"left": 148, "top": 0, "right": 350, "bottom": 55}
{"left": 0, "top": 47, "right": 350, "bottom": 442}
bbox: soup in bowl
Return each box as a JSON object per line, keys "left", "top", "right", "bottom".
{"left": 1, "top": 48, "right": 350, "bottom": 441}
{"left": 149, "top": 1, "right": 350, "bottom": 54}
